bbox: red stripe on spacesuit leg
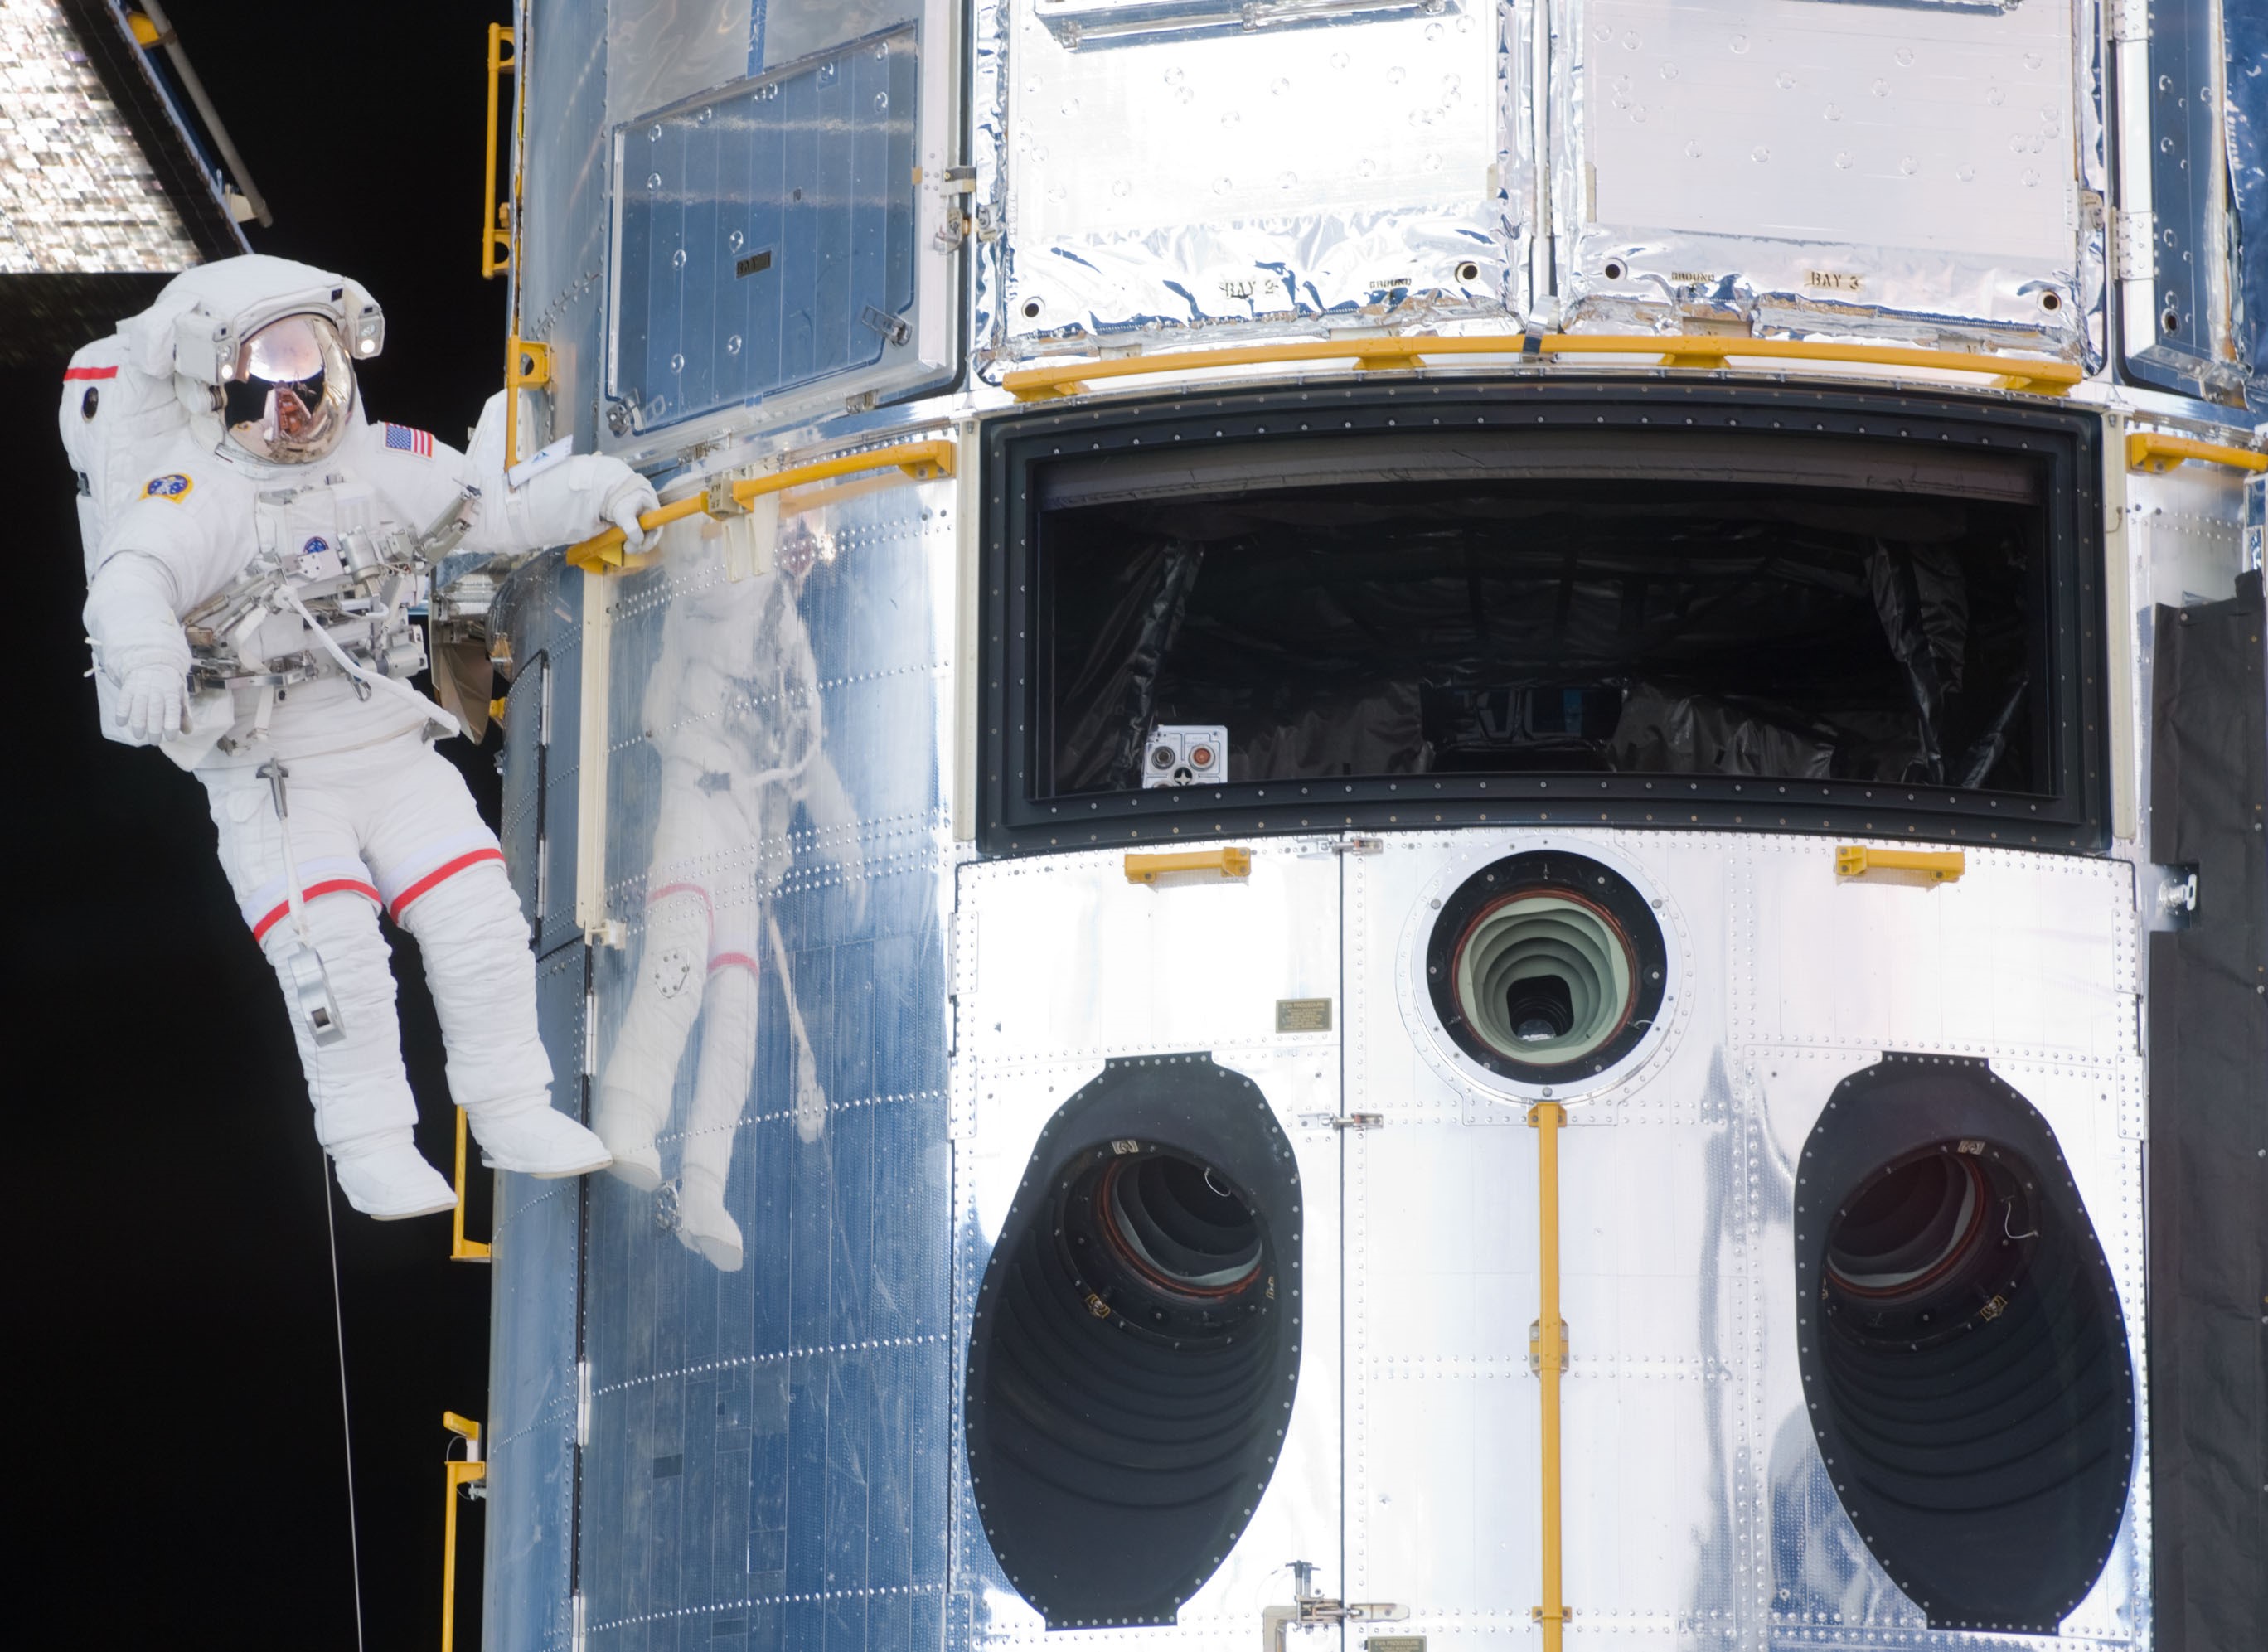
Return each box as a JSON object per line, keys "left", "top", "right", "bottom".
{"left": 647, "top": 881, "right": 715, "bottom": 916}
{"left": 250, "top": 880, "right": 382, "bottom": 942}
{"left": 387, "top": 848, "right": 508, "bottom": 921}
{"left": 709, "top": 952, "right": 760, "bottom": 977}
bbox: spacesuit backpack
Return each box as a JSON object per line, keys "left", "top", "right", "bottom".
{"left": 58, "top": 329, "right": 206, "bottom": 750}
{"left": 58, "top": 330, "right": 191, "bottom": 584}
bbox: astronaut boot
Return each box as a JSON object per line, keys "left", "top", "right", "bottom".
{"left": 676, "top": 1168, "right": 744, "bottom": 1273}
{"left": 590, "top": 1083, "right": 666, "bottom": 1190}
{"left": 332, "top": 1133, "right": 458, "bottom": 1220}
{"left": 467, "top": 1100, "right": 613, "bottom": 1179}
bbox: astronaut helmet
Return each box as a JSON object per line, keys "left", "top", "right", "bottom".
{"left": 120, "top": 254, "right": 385, "bottom": 468}
{"left": 219, "top": 311, "right": 356, "bottom": 464}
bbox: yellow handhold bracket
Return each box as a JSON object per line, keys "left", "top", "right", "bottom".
{"left": 1123, "top": 846, "right": 1253, "bottom": 884}
{"left": 564, "top": 439, "right": 957, "bottom": 574}
{"left": 440, "top": 1413, "right": 487, "bottom": 1652}
{"left": 449, "top": 1105, "right": 490, "bottom": 1262}
{"left": 1835, "top": 845, "right": 1966, "bottom": 884}
{"left": 2125, "top": 431, "right": 2268, "bottom": 475}
{"left": 481, "top": 24, "right": 516, "bottom": 279}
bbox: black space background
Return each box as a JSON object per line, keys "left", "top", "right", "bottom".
{"left": 12, "top": 6, "right": 515, "bottom": 1645}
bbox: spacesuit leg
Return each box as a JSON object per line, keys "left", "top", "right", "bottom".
{"left": 200, "top": 763, "right": 456, "bottom": 1218}
{"left": 360, "top": 736, "right": 609, "bottom": 1178}
{"left": 591, "top": 758, "right": 735, "bottom": 1187}
{"left": 592, "top": 879, "right": 712, "bottom": 1189}
{"left": 673, "top": 914, "right": 758, "bottom": 1272}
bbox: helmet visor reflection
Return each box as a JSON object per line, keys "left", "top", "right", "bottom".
{"left": 222, "top": 314, "right": 354, "bottom": 463}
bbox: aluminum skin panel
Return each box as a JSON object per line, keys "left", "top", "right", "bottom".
{"left": 608, "top": 27, "right": 922, "bottom": 435}
{"left": 2112, "top": 457, "right": 2251, "bottom": 874}
{"left": 1557, "top": 0, "right": 2098, "bottom": 357}
{"left": 501, "top": 648, "right": 550, "bottom": 945}
{"left": 516, "top": 0, "right": 612, "bottom": 456}
{"left": 573, "top": 470, "right": 960, "bottom": 1651}
{"left": 951, "top": 841, "right": 1345, "bottom": 1646}
{"left": 484, "top": 942, "right": 590, "bottom": 1652}
{"left": 1342, "top": 826, "right": 2146, "bottom": 1650}
{"left": 492, "top": 545, "right": 594, "bottom": 964}
{"left": 990, "top": 0, "right": 1522, "bottom": 356}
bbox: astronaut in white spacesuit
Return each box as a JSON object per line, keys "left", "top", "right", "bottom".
{"left": 591, "top": 518, "right": 862, "bottom": 1272}
{"left": 78, "top": 254, "right": 660, "bottom": 1218}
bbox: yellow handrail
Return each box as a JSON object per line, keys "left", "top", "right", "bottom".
{"left": 1834, "top": 845, "right": 1966, "bottom": 884}
{"left": 1529, "top": 1101, "right": 1568, "bottom": 1651}
{"left": 564, "top": 439, "right": 958, "bottom": 574}
{"left": 440, "top": 1413, "right": 487, "bottom": 1652}
{"left": 1122, "top": 846, "right": 1253, "bottom": 884}
{"left": 2125, "top": 430, "right": 2268, "bottom": 475}
{"left": 481, "top": 24, "right": 516, "bottom": 279}
{"left": 449, "top": 1106, "right": 490, "bottom": 1262}
{"left": 1001, "top": 332, "right": 2082, "bottom": 401}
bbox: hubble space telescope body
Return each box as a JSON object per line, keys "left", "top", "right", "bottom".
{"left": 464, "top": 3, "right": 2264, "bottom": 1650}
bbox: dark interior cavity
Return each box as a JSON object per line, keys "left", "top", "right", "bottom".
{"left": 963, "top": 1054, "right": 1301, "bottom": 1629}
{"left": 1041, "top": 477, "right": 2047, "bottom": 797}
{"left": 1796, "top": 1056, "right": 2135, "bottom": 1635}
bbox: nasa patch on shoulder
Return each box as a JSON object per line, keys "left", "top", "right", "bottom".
{"left": 381, "top": 423, "right": 434, "bottom": 458}
{"left": 143, "top": 472, "right": 194, "bottom": 501}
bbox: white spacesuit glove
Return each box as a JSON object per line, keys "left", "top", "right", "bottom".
{"left": 598, "top": 465, "right": 662, "bottom": 555}
{"left": 115, "top": 659, "right": 189, "bottom": 740}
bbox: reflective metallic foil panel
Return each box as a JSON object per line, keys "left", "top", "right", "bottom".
{"left": 1556, "top": 0, "right": 2097, "bottom": 354}
{"left": 938, "top": 827, "right": 2147, "bottom": 1649}
{"left": 992, "top": 0, "right": 1522, "bottom": 351}
{"left": 571, "top": 475, "right": 961, "bottom": 1647}
{"left": 482, "top": 943, "right": 587, "bottom": 1652}
{"left": 951, "top": 843, "right": 1346, "bottom": 1644}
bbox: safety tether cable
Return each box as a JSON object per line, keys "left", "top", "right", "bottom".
{"left": 322, "top": 1157, "right": 369, "bottom": 1652}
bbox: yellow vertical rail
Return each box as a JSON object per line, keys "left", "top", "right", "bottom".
{"left": 449, "top": 1105, "right": 491, "bottom": 1262}
{"left": 1530, "top": 1101, "right": 1568, "bottom": 1650}
{"left": 481, "top": 25, "right": 516, "bottom": 279}
{"left": 441, "top": 1413, "right": 487, "bottom": 1652}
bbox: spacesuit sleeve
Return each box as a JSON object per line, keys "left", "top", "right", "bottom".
{"left": 83, "top": 479, "right": 237, "bottom": 680}
{"left": 449, "top": 391, "right": 647, "bottom": 555}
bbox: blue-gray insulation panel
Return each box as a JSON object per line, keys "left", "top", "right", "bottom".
{"left": 612, "top": 26, "right": 919, "bottom": 431}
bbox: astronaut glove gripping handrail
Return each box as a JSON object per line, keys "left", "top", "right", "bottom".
{"left": 562, "top": 439, "right": 958, "bottom": 574}
{"left": 449, "top": 1106, "right": 490, "bottom": 1262}
{"left": 1529, "top": 1101, "right": 1569, "bottom": 1652}
{"left": 2125, "top": 430, "right": 2268, "bottom": 475}
{"left": 1000, "top": 332, "right": 2084, "bottom": 402}
{"left": 440, "top": 1412, "right": 487, "bottom": 1652}
{"left": 481, "top": 24, "right": 516, "bottom": 279}
{"left": 1834, "top": 845, "right": 1966, "bottom": 884}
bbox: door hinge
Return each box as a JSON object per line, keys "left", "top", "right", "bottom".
{"left": 2113, "top": 209, "right": 2155, "bottom": 280}
{"left": 582, "top": 987, "right": 598, "bottom": 1077}
{"left": 2110, "top": 0, "right": 2149, "bottom": 41}
{"left": 576, "top": 1359, "right": 592, "bottom": 1447}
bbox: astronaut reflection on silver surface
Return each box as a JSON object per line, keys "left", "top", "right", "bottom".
{"left": 593, "top": 519, "right": 864, "bottom": 1271}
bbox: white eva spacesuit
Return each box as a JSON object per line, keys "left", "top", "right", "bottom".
{"left": 70, "top": 254, "right": 661, "bottom": 1218}
{"left": 592, "top": 521, "right": 862, "bottom": 1272}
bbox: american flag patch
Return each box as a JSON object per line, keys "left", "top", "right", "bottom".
{"left": 382, "top": 423, "right": 434, "bottom": 457}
